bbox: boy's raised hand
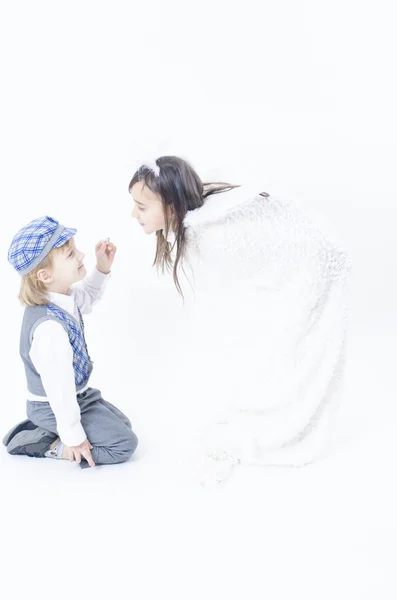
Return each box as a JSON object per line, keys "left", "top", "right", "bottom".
{"left": 96, "top": 239, "right": 117, "bottom": 275}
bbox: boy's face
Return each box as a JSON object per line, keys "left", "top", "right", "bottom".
{"left": 40, "top": 237, "right": 86, "bottom": 293}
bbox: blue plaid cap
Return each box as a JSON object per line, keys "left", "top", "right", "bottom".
{"left": 8, "top": 216, "right": 77, "bottom": 275}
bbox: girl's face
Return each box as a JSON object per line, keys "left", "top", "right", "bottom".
{"left": 130, "top": 182, "right": 166, "bottom": 235}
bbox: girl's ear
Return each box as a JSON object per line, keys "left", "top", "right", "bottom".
{"left": 36, "top": 268, "right": 54, "bottom": 284}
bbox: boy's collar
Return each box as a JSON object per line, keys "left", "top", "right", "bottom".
{"left": 47, "top": 291, "right": 76, "bottom": 318}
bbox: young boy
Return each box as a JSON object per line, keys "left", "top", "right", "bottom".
{"left": 3, "top": 216, "right": 138, "bottom": 467}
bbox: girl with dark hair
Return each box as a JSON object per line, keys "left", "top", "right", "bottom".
{"left": 129, "top": 156, "right": 349, "bottom": 482}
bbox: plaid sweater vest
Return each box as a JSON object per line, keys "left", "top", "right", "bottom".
{"left": 20, "top": 303, "right": 93, "bottom": 396}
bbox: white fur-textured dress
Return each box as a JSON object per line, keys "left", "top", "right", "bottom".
{"left": 181, "top": 185, "right": 350, "bottom": 470}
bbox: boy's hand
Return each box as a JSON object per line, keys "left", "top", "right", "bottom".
{"left": 96, "top": 239, "right": 117, "bottom": 274}
{"left": 65, "top": 439, "right": 95, "bottom": 467}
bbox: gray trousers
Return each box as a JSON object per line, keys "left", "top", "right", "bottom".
{"left": 26, "top": 387, "right": 138, "bottom": 466}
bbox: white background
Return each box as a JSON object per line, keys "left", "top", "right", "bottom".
{"left": 0, "top": 1, "right": 396, "bottom": 598}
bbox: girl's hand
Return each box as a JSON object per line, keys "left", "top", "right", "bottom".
{"left": 95, "top": 239, "right": 117, "bottom": 274}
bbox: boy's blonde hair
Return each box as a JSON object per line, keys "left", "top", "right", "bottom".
{"left": 19, "top": 239, "right": 72, "bottom": 307}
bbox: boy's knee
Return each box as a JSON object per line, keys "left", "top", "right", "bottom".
{"left": 103, "top": 429, "right": 138, "bottom": 464}
{"left": 123, "top": 429, "right": 138, "bottom": 460}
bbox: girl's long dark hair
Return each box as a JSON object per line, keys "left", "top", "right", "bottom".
{"left": 129, "top": 155, "right": 239, "bottom": 296}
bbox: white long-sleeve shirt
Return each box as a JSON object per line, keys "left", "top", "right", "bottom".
{"left": 27, "top": 268, "right": 110, "bottom": 446}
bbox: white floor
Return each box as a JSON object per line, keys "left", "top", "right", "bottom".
{"left": 1, "top": 308, "right": 396, "bottom": 599}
